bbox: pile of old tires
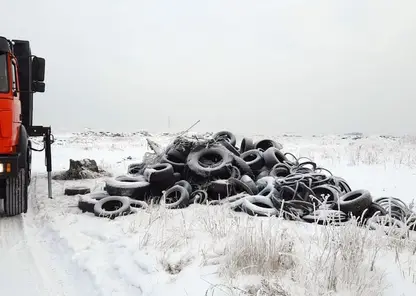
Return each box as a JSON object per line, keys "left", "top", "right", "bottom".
{"left": 77, "top": 131, "right": 416, "bottom": 236}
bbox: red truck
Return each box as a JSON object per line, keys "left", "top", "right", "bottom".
{"left": 0, "top": 36, "right": 53, "bottom": 216}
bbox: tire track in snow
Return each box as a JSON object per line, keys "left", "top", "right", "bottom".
{"left": 28, "top": 174, "right": 144, "bottom": 296}
{"left": 0, "top": 175, "right": 100, "bottom": 296}
{"left": 0, "top": 214, "right": 48, "bottom": 295}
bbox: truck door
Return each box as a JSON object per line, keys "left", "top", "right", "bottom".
{"left": 11, "top": 59, "right": 21, "bottom": 146}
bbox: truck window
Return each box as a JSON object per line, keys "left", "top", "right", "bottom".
{"left": 11, "top": 61, "right": 17, "bottom": 92}
{"left": 0, "top": 54, "right": 8, "bottom": 93}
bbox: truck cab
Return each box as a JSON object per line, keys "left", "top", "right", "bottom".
{"left": 0, "top": 41, "right": 21, "bottom": 159}
{"left": 0, "top": 36, "right": 50, "bottom": 216}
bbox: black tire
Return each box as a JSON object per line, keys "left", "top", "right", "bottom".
{"left": 64, "top": 186, "right": 91, "bottom": 196}
{"left": 311, "top": 185, "right": 339, "bottom": 206}
{"left": 255, "top": 139, "right": 281, "bottom": 151}
{"left": 332, "top": 176, "right": 352, "bottom": 193}
{"left": 143, "top": 163, "right": 174, "bottom": 182}
{"left": 229, "top": 177, "right": 254, "bottom": 195}
{"left": 230, "top": 166, "right": 241, "bottom": 179}
{"left": 269, "top": 163, "right": 291, "bottom": 178}
{"left": 162, "top": 185, "right": 190, "bottom": 209}
{"left": 186, "top": 145, "right": 233, "bottom": 178}
{"left": 4, "top": 127, "right": 30, "bottom": 216}
{"left": 166, "top": 147, "right": 188, "bottom": 162}
{"left": 359, "top": 202, "right": 388, "bottom": 223}
{"left": 263, "top": 147, "right": 287, "bottom": 169}
{"left": 218, "top": 140, "right": 240, "bottom": 156}
{"left": 93, "top": 196, "right": 131, "bottom": 219}
{"left": 127, "top": 162, "right": 146, "bottom": 175}
{"left": 160, "top": 153, "right": 186, "bottom": 173}
{"left": 213, "top": 131, "right": 236, "bottom": 146}
{"left": 255, "top": 168, "right": 270, "bottom": 181}
{"left": 338, "top": 189, "right": 372, "bottom": 216}
{"left": 105, "top": 176, "right": 150, "bottom": 200}
{"left": 240, "top": 175, "right": 258, "bottom": 194}
{"left": 173, "top": 172, "right": 182, "bottom": 182}
{"left": 241, "top": 149, "right": 264, "bottom": 171}
{"left": 175, "top": 180, "right": 192, "bottom": 195}
{"left": 3, "top": 169, "right": 27, "bottom": 216}
{"left": 232, "top": 155, "right": 254, "bottom": 179}
{"left": 207, "top": 180, "right": 233, "bottom": 200}
{"left": 240, "top": 138, "right": 255, "bottom": 153}
{"left": 78, "top": 191, "right": 109, "bottom": 213}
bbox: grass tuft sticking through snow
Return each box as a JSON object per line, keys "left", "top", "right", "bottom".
{"left": 120, "top": 201, "right": 416, "bottom": 296}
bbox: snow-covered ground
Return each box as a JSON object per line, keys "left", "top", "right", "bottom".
{"left": 2, "top": 131, "right": 416, "bottom": 296}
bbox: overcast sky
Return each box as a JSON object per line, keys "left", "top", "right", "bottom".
{"left": 3, "top": 0, "right": 416, "bottom": 135}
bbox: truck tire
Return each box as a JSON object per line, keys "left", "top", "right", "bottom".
{"left": 4, "top": 125, "right": 30, "bottom": 216}
{"left": 3, "top": 168, "right": 28, "bottom": 216}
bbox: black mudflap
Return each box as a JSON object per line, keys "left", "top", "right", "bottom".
{"left": 4, "top": 169, "right": 28, "bottom": 216}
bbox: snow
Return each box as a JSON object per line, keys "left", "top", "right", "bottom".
{"left": 2, "top": 131, "right": 416, "bottom": 296}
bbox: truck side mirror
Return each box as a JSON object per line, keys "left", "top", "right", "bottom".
{"left": 32, "top": 81, "right": 45, "bottom": 93}
{"left": 32, "top": 56, "right": 45, "bottom": 82}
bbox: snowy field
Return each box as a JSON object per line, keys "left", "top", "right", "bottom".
{"left": 1, "top": 131, "right": 416, "bottom": 296}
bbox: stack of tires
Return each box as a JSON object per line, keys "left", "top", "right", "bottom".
{"left": 73, "top": 130, "right": 415, "bottom": 237}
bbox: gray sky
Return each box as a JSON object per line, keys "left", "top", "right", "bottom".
{"left": 3, "top": 0, "right": 416, "bottom": 135}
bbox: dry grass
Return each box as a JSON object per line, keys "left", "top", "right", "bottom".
{"left": 220, "top": 218, "right": 296, "bottom": 277}
{"left": 120, "top": 201, "right": 416, "bottom": 296}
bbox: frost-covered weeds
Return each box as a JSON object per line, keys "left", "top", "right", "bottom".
{"left": 126, "top": 202, "right": 416, "bottom": 296}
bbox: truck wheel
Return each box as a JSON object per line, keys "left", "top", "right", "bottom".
{"left": 3, "top": 168, "right": 28, "bottom": 216}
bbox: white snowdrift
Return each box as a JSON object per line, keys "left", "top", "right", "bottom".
{"left": 24, "top": 132, "right": 416, "bottom": 296}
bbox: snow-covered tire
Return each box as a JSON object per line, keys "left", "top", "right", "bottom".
{"left": 339, "top": 189, "right": 372, "bottom": 216}
{"left": 302, "top": 209, "right": 348, "bottom": 225}
{"left": 129, "top": 198, "right": 148, "bottom": 209}
{"left": 143, "top": 163, "right": 174, "bottom": 182}
{"left": 367, "top": 215, "right": 409, "bottom": 238}
{"left": 64, "top": 186, "right": 91, "bottom": 196}
{"left": 93, "top": 196, "right": 131, "bottom": 219}
{"left": 240, "top": 195, "right": 279, "bottom": 217}
{"left": 105, "top": 175, "right": 150, "bottom": 200}
{"left": 162, "top": 185, "right": 190, "bottom": 209}
{"left": 78, "top": 191, "right": 109, "bottom": 213}
{"left": 187, "top": 146, "right": 233, "bottom": 178}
